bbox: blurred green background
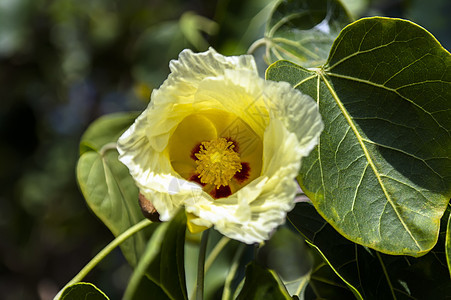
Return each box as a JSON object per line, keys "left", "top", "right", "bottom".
{"left": 0, "top": 0, "right": 449, "bottom": 299}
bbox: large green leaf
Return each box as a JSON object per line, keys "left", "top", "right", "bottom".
{"left": 262, "top": 0, "right": 352, "bottom": 68}
{"left": 77, "top": 112, "right": 150, "bottom": 266}
{"left": 59, "top": 282, "right": 109, "bottom": 300}
{"left": 236, "top": 261, "right": 292, "bottom": 300}
{"left": 288, "top": 202, "right": 451, "bottom": 299}
{"left": 267, "top": 17, "right": 451, "bottom": 256}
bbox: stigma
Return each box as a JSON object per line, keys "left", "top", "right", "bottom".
{"left": 195, "top": 138, "right": 242, "bottom": 188}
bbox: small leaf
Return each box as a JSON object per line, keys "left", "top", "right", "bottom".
{"left": 236, "top": 261, "right": 292, "bottom": 300}
{"left": 80, "top": 112, "right": 140, "bottom": 154}
{"left": 59, "top": 282, "right": 109, "bottom": 300}
{"left": 263, "top": 0, "right": 352, "bottom": 67}
{"left": 77, "top": 113, "right": 151, "bottom": 266}
{"left": 267, "top": 17, "right": 451, "bottom": 256}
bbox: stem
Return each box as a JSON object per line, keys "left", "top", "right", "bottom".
{"left": 123, "top": 222, "right": 168, "bottom": 300}
{"left": 205, "top": 236, "right": 230, "bottom": 272}
{"left": 247, "top": 38, "right": 267, "bottom": 54}
{"left": 54, "top": 219, "right": 152, "bottom": 299}
{"left": 100, "top": 142, "right": 118, "bottom": 156}
{"left": 221, "top": 244, "right": 245, "bottom": 300}
{"left": 376, "top": 251, "right": 397, "bottom": 300}
{"left": 196, "top": 229, "right": 210, "bottom": 300}
{"left": 190, "top": 236, "right": 230, "bottom": 299}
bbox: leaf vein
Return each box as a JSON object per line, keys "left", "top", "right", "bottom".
{"left": 320, "top": 73, "right": 422, "bottom": 251}
{"left": 326, "top": 72, "right": 448, "bottom": 135}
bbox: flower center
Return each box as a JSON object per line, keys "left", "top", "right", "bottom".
{"left": 195, "top": 138, "right": 242, "bottom": 188}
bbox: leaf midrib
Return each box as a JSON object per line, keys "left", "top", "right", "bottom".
{"left": 318, "top": 72, "right": 422, "bottom": 251}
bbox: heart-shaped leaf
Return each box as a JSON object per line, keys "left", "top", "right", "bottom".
{"left": 267, "top": 17, "right": 451, "bottom": 256}
{"left": 262, "top": 0, "right": 352, "bottom": 67}
{"left": 77, "top": 113, "right": 151, "bottom": 266}
{"left": 79, "top": 112, "right": 140, "bottom": 154}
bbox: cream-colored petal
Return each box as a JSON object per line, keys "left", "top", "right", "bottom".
{"left": 193, "top": 70, "right": 269, "bottom": 139}
{"left": 117, "top": 48, "right": 324, "bottom": 244}
{"left": 186, "top": 121, "right": 302, "bottom": 244}
{"left": 165, "top": 48, "right": 258, "bottom": 90}
{"left": 263, "top": 79, "right": 324, "bottom": 157}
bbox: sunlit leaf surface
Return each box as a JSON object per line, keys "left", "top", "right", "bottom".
{"left": 267, "top": 17, "right": 451, "bottom": 256}
{"left": 77, "top": 113, "right": 151, "bottom": 266}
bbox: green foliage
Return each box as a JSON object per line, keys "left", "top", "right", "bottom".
{"left": 150, "top": 210, "right": 188, "bottom": 299}
{"left": 261, "top": 0, "right": 352, "bottom": 67}
{"left": 123, "top": 212, "right": 187, "bottom": 300}
{"left": 60, "top": 282, "right": 109, "bottom": 300}
{"left": 288, "top": 202, "right": 451, "bottom": 299}
{"left": 236, "top": 262, "right": 292, "bottom": 300}
{"left": 79, "top": 112, "right": 140, "bottom": 154}
{"left": 63, "top": 2, "right": 451, "bottom": 300}
{"left": 76, "top": 112, "right": 151, "bottom": 266}
{"left": 267, "top": 17, "right": 451, "bottom": 256}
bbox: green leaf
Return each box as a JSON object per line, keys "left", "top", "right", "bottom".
{"left": 59, "top": 282, "right": 109, "bottom": 300}
{"left": 263, "top": 0, "right": 352, "bottom": 68}
{"left": 159, "top": 210, "right": 188, "bottom": 300}
{"left": 288, "top": 202, "right": 451, "bottom": 299}
{"left": 256, "top": 227, "right": 313, "bottom": 297}
{"left": 267, "top": 17, "right": 451, "bottom": 256}
{"left": 79, "top": 112, "right": 140, "bottom": 154}
{"left": 304, "top": 252, "right": 359, "bottom": 300}
{"left": 77, "top": 113, "right": 151, "bottom": 266}
{"left": 288, "top": 203, "right": 364, "bottom": 299}
{"left": 128, "top": 277, "right": 169, "bottom": 300}
{"left": 236, "top": 261, "right": 292, "bottom": 300}
{"left": 125, "top": 210, "right": 187, "bottom": 300}
{"left": 124, "top": 222, "right": 170, "bottom": 300}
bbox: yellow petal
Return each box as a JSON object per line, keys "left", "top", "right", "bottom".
{"left": 168, "top": 113, "right": 218, "bottom": 178}
{"left": 186, "top": 212, "right": 209, "bottom": 234}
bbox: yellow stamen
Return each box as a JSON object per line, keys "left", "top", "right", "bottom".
{"left": 195, "top": 138, "right": 242, "bottom": 188}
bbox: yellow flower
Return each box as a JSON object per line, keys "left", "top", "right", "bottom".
{"left": 117, "top": 48, "right": 323, "bottom": 243}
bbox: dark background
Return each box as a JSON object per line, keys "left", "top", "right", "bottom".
{"left": 0, "top": 0, "right": 449, "bottom": 299}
